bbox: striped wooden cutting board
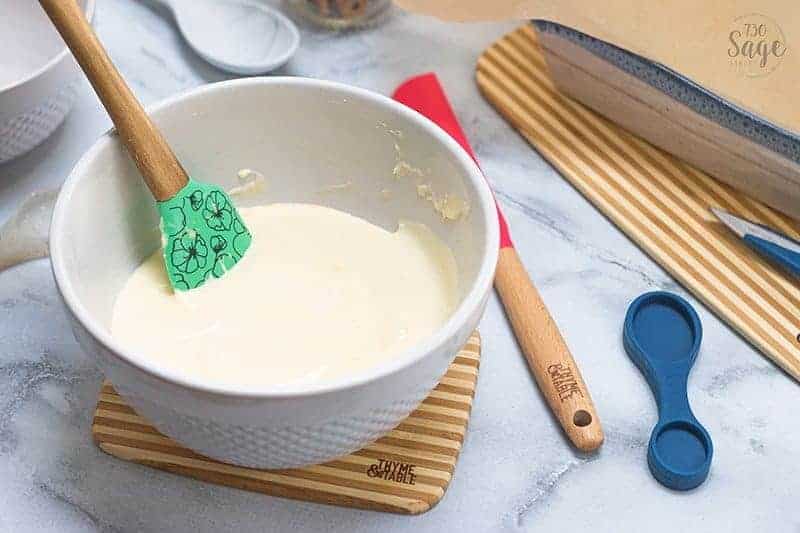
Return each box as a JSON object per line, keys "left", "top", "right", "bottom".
{"left": 92, "top": 332, "right": 480, "bottom": 514}
{"left": 476, "top": 25, "right": 800, "bottom": 381}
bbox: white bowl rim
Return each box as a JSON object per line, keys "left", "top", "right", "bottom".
{"left": 0, "top": 0, "right": 96, "bottom": 94}
{"left": 50, "top": 77, "right": 500, "bottom": 399}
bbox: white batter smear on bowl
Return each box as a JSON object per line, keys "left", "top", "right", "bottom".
{"left": 111, "top": 203, "right": 458, "bottom": 388}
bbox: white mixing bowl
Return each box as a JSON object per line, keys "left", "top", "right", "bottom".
{"left": 50, "top": 77, "right": 499, "bottom": 469}
{"left": 0, "top": 0, "right": 94, "bottom": 163}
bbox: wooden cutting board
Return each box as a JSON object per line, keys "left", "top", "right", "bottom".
{"left": 92, "top": 332, "right": 480, "bottom": 515}
{"left": 476, "top": 25, "right": 800, "bottom": 381}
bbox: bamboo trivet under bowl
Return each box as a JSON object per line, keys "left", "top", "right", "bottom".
{"left": 92, "top": 332, "right": 480, "bottom": 514}
{"left": 476, "top": 25, "right": 800, "bottom": 381}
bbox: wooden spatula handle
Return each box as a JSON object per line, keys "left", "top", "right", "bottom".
{"left": 39, "top": 0, "right": 188, "bottom": 201}
{"left": 494, "top": 247, "right": 604, "bottom": 451}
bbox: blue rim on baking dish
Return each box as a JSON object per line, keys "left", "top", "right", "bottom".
{"left": 531, "top": 20, "right": 800, "bottom": 165}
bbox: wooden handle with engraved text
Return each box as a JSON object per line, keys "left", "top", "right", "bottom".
{"left": 494, "top": 247, "right": 604, "bottom": 452}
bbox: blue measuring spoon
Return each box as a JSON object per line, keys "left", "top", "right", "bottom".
{"left": 623, "top": 292, "right": 713, "bottom": 491}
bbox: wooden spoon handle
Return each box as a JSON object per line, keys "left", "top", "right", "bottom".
{"left": 39, "top": 0, "right": 188, "bottom": 201}
{"left": 494, "top": 247, "right": 604, "bottom": 452}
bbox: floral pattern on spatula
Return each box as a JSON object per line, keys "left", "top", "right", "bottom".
{"left": 158, "top": 178, "right": 252, "bottom": 291}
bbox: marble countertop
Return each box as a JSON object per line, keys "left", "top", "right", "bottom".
{"left": 2, "top": 2, "right": 798, "bottom": 531}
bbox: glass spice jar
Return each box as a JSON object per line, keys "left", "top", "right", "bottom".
{"left": 287, "top": 0, "right": 392, "bottom": 29}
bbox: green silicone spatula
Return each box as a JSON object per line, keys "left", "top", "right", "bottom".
{"left": 40, "top": 0, "right": 251, "bottom": 291}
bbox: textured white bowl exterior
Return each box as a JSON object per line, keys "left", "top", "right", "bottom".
{"left": 0, "top": 82, "right": 78, "bottom": 162}
{"left": 69, "top": 297, "right": 485, "bottom": 468}
{"left": 0, "top": 0, "right": 94, "bottom": 163}
{"left": 51, "top": 78, "right": 498, "bottom": 469}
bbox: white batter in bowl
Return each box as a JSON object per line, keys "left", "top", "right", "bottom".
{"left": 111, "top": 203, "right": 460, "bottom": 388}
{"left": 50, "top": 78, "right": 499, "bottom": 469}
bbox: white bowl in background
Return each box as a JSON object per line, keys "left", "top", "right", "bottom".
{"left": 50, "top": 77, "right": 499, "bottom": 469}
{"left": 0, "top": 0, "right": 95, "bottom": 163}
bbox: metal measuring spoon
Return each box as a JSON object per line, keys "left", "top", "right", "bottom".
{"left": 148, "top": 0, "right": 300, "bottom": 75}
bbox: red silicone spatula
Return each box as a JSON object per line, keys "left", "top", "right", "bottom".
{"left": 394, "top": 73, "right": 603, "bottom": 452}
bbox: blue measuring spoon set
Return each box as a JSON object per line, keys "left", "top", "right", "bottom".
{"left": 623, "top": 292, "right": 713, "bottom": 491}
